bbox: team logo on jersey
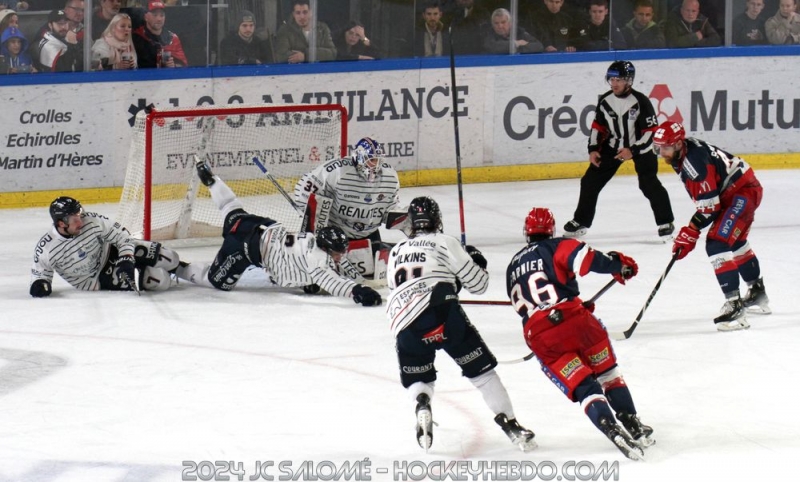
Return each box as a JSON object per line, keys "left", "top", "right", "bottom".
{"left": 353, "top": 222, "right": 365, "bottom": 232}
{"left": 649, "top": 84, "right": 684, "bottom": 124}
{"left": 364, "top": 193, "right": 372, "bottom": 202}
{"left": 77, "top": 247, "right": 86, "bottom": 259}
{"left": 628, "top": 106, "right": 639, "bottom": 120}
{"left": 378, "top": 194, "right": 385, "bottom": 201}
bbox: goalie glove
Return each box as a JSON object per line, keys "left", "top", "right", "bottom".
{"left": 114, "top": 255, "right": 136, "bottom": 286}
{"left": 608, "top": 251, "right": 638, "bottom": 285}
{"left": 30, "top": 279, "right": 52, "bottom": 298}
{"left": 465, "top": 245, "right": 487, "bottom": 270}
{"left": 352, "top": 284, "right": 382, "bottom": 307}
{"left": 672, "top": 225, "right": 700, "bottom": 260}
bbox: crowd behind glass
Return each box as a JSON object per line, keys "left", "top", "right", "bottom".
{"left": 0, "top": 0, "right": 798, "bottom": 74}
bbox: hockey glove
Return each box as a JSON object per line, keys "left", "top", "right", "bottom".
{"left": 114, "top": 255, "right": 136, "bottom": 286}
{"left": 30, "top": 279, "right": 52, "bottom": 298}
{"left": 303, "top": 284, "right": 321, "bottom": 294}
{"left": 352, "top": 284, "right": 382, "bottom": 307}
{"left": 673, "top": 225, "right": 700, "bottom": 260}
{"left": 465, "top": 245, "right": 488, "bottom": 270}
{"left": 608, "top": 251, "right": 638, "bottom": 285}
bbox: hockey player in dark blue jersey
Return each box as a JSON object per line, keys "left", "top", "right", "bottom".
{"left": 506, "top": 207, "right": 653, "bottom": 460}
{"left": 653, "top": 122, "right": 770, "bottom": 331}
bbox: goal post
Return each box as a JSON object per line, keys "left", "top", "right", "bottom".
{"left": 117, "top": 104, "right": 348, "bottom": 241}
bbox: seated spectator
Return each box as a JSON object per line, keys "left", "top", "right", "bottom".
{"left": 218, "top": 10, "right": 273, "bottom": 65}
{"left": 765, "top": 0, "right": 800, "bottom": 44}
{"left": 622, "top": 0, "right": 666, "bottom": 49}
{"left": 0, "top": 9, "right": 18, "bottom": 37}
{"left": 91, "top": 12, "right": 136, "bottom": 69}
{"left": 415, "top": 1, "right": 449, "bottom": 57}
{"left": 32, "top": 1, "right": 85, "bottom": 59}
{"left": 733, "top": 0, "right": 767, "bottom": 45}
{"left": 1, "top": 25, "right": 36, "bottom": 73}
{"left": 575, "top": 0, "right": 627, "bottom": 51}
{"left": 334, "top": 20, "right": 380, "bottom": 60}
{"left": 132, "top": 1, "right": 187, "bottom": 68}
{"left": 36, "top": 9, "right": 81, "bottom": 72}
{"left": 444, "top": 0, "right": 489, "bottom": 55}
{"left": 92, "top": 0, "right": 121, "bottom": 40}
{"left": 274, "top": 0, "right": 336, "bottom": 63}
{"left": 529, "top": 0, "right": 579, "bottom": 52}
{"left": 483, "top": 8, "right": 543, "bottom": 54}
{"left": 662, "top": 0, "right": 722, "bottom": 47}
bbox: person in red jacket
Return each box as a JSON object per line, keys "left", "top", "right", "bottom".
{"left": 653, "top": 122, "right": 770, "bottom": 331}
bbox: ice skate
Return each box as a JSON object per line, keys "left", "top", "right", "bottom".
{"left": 657, "top": 222, "right": 675, "bottom": 242}
{"left": 415, "top": 394, "right": 433, "bottom": 452}
{"left": 563, "top": 220, "right": 588, "bottom": 238}
{"left": 599, "top": 417, "right": 644, "bottom": 461}
{"left": 617, "top": 412, "right": 655, "bottom": 448}
{"left": 714, "top": 297, "right": 750, "bottom": 332}
{"left": 196, "top": 159, "right": 216, "bottom": 186}
{"left": 494, "top": 413, "right": 537, "bottom": 452}
{"left": 743, "top": 278, "right": 771, "bottom": 314}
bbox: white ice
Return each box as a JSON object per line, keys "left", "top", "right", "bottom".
{"left": 1, "top": 170, "right": 799, "bottom": 482}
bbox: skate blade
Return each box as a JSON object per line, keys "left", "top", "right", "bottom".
{"left": 745, "top": 304, "right": 772, "bottom": 315}
{"left": 634, "top": 435, "right": 656, "bottom": 448}
{"left": 516, "top": 437, "right": 538, "bottom": 452}
{"left": 716, "top": 318, "right": 751, "bottom": 332}
{"left": 417, "top": 409, "right": 432, "bottom": 452}
{"left": 613, "top": 435, "right": 645, "bottom": 461}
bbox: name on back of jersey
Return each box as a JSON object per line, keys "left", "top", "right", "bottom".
{"left": 509, "top": 258, "right": 545, "bottom": 285}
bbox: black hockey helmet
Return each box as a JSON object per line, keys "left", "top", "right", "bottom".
{"left": 408, "top": 196, "right": 443, "bottom": 233}
{"left": 49, "top": 196, "right": 83, "bottom": 226}
{"left": 316, "top": 226, "right": 349, "bottom": 254}
{"left": 606, "top": 60, "right": 635, "bottom": 83}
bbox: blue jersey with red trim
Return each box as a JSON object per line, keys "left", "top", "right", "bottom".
{"left": 676, "top": 138, "right": 755, "bottom": 229}
{"left": 506, "top": 238, "right": 622, "bottom": 324}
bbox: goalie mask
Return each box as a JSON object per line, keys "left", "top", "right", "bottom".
{"left": 50, "top": 196, "right": 83, "bottom": 226}
{"left": 408, "top": 196, "right": 443, "bottom": 234}
{"left": 352, "top": 137, "right": 383, "bottom": 182}
{"left": 316, "top": 226, "right": 349, "bottom": 255}
{"left": 524, "top": 207, "right": 555, "bottom": 244}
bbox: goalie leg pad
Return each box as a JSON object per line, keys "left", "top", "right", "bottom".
{"left": 133, "top": 241, "right": 162, "bottom": 268}
{"left": 346, "top": 239, "right": 374, "bottom": 277}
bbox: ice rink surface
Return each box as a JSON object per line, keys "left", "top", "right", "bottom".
{"left": 1, "top": 169, "right": 798, "bottom": 482}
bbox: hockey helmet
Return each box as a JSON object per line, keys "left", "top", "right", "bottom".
{"left": 408, "top": 196, "right": 443, "bottom": 234}
{"left": 653, "top": 121, "right": 686, "bottom": 148}
{"left": 352, "top": 137, "right": 383, "bottom": 182}
{"left": 524, "top": 207, "right": 555, "bottom": 243}
{"left": 316, "top": 226, "right": 349, "bottom": 254}
{"left": 49, "top": 196, "right": 83, "bottom": 226}
{"left": 606, "top": 60, "right": 635, "bottom": 84}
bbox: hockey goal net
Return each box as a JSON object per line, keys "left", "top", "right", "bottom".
{"left": 117, "top": 104, "right": 347, "bottom": 241}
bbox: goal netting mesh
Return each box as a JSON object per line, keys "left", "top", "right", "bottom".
{"left": 117, "top": 104, "right": 347, "bottom": 241}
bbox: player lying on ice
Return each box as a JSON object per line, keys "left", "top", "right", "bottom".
{"left": 175, "top": 160, "right": 382, "bottom": 308}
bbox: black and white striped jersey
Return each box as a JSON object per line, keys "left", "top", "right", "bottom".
{"left": 386, "top": 232, "right": 488, "bottom": 337}
{"left": 259, "top": 224, "right": 360, "bottom": 297}
{"left": 589, "top": 89, "right": 659, "bottom": 157}
{"left": 30, "top": 213, "right": 135, "bottom": 291}
{"left": 294, "top": 157, "right": 400, "bottom": 239}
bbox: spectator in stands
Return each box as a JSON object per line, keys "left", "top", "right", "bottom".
{"left": 92, "top": 0, "right": 121, "bottom": 40}
{"left": 663, "top": 0, "right": 722, "bottom": 47}
{"left": 0, "top": 9, "right": 18, "bottom": 37}
{"left": 415, "top": 1, "right": 449, "bottom": 57}
{"left": 765, "top": 0, "right": 800, "bottom": 44}
{"left": 334, "top": 20, "right": 380, "bottom": 60}
{"left": 444, "top": 0, "right": 489, "bottom": 55}
{"left": 575, "top": 0, "right": 627, "bottom": 51}
{"left": 733, "top": 0, "right": 767, "bottom": 45}
{"left": 274, "top": 0, "right": 336, "bottom": 63}
{"left": 36, "top": 9, "right": 81, "bottom": 72}
{"left": 622, "top": 0, "right": 666, "bottom": 49}
{"left": 133, "top": 1, "right": 187, "bottom": 68}
{"left": 91, "top": 12, "right": 136, "bottom": 69}
{"left": 218, "top": 10, "right": 273, "bottom": 65}
{"left": 483, "top": 8, "right": 543, "bottom": 54}
{"left": 529, "top": 0, "right": 579, "bottom": 52}
{"left": 1, "top": 25, "right": 36, "bottom": 73}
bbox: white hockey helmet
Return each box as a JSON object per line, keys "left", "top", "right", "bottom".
{"left": 352, "top": 137, "right": 383, "bottom": 182}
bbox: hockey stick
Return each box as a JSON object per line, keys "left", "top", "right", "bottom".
{"left": 610, "top": 250, "right": 681, "bottom": 341}
{"left": 120, "top": 272, "right": 140, "bottom": 296}
{"left": 498, "top": 279, "right": 618, "bottom": 365}
{"left": 252, "top": 156, "right": 305, "bottom": 216}
{"left": 448, "top": 25, "right": 467, "bottom": 246}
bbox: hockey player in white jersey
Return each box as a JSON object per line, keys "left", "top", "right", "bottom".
{"left": 386, "top": 196, "right": 536, "bottom": 452}
{"left": 294, "top": 137, "right": 400, "bottom": 278}
{"left": 176, "top": 160, "right": 382, "bottom": 307}
{"left": 30, "top": 197, "right": 181, "bottom": 297}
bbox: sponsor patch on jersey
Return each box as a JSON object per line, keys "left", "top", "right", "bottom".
{"left": 378, "top": 194, "right": 385, "bottom": 201}
{"left": 454, "top": 347, "right": 483, "bottom": 365}
{"left": 353, "top": 222, "right": 365, "bottom": 232}
{"left": 402, "top": 363, "right": 433, "bottom": 374}
{"left": 588, "top": 347, "right": 610, "bottom": 366}
{"left": 364, "top": 193, "right": 372, "bottom": 202}
{"left": 559, "top": 356, "right": 583, "bottom": 379}
{"left": 422, "top": 324, "right": 447, "bottom": 344}
{"left": 682, "top": 159, "right": 700, "bottom": 180}
{"left": 542, "top": 365, "right": 569, "bottom": 395}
